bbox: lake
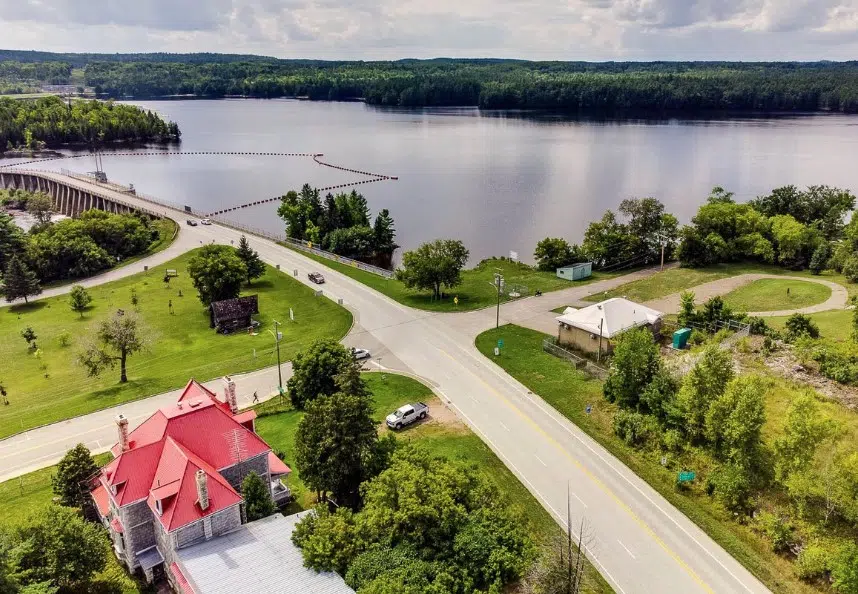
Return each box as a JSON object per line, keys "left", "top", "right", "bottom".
{"left": 35, "top": 99, "right": 858, "bottom": 263}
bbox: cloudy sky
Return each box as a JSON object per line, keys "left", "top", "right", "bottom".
{"left": 2, "top": 0, "right": 858, "bottom": 60}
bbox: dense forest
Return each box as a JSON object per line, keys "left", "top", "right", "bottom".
{"left": 4, "top": 51, "right": 858, "bottom": 112}
{"left": 0, "top": 95, "right": 180, "bottom": 149}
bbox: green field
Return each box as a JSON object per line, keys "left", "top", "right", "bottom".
{"left": 287, "top": 247, "right": 618, "bottom": 312}
{"left": 255, "top": 373, "right": 613, "bottom": 594}
{"left": 769, "top": 309, "right": 852, "bottom": 341}
{"left": 474, "top": 324, "right": 852, "bottom": 594}
{"left": 0, "top": 248, "right": 352, "bottom": 438}
{"left": 585, "top": 263, "right": 851, "bottom": 304}
{"left": 0, "top": 452, "right": 147, "bottom": 593}
{"left": 722, "top": 278, "right": 831, "bottom": 312}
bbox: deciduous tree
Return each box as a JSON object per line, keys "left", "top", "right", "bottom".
{"left": 677, "top": 345, "right": 734, "bottom": 443}
{"left": 52, "top": 443, "right": 99, "bottom": 508}
{"left": 25, "top": 193, "right": 53, "bottom": 226}
{"left": 534, "top": 237, "right": 579, "bottom": 272}
{"left": 397, "top": 239, "right": 469, "bottom": 300}
{"left": 603, "top": 328, "right": 661, "bottom": 410}
{"left": 78, "top": 310, "right": 147, "bottom": 383}
{"left": 187, "top": 244, "right": 247, "bottom": 306}
{"left": 287, "top": 339, "right": 355, "bottom": 409}
{"left": 68, "top": 285, "right": 92, "bottom": 318}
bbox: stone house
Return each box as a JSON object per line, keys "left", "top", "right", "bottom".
{"left": 90, "top": 378, "right": 292, "bottom": 587}
{"left": 555, "top": 297, "right": 664, "bottom": 356}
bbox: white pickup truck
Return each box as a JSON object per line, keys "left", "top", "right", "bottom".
{"left": 386, "top": 402, "right": 429, "bottom": 430}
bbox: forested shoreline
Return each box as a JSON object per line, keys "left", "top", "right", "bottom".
{"left": 0, "top": 95, "right": 180, "bottom": 150}
{"left": 4, "top": 52, "right": 858, "bottom": 112}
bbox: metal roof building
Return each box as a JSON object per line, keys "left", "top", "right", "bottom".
{"left": 175, "top": 513, "right": 355, "bottom": 594}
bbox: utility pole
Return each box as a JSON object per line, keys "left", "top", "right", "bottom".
{"left": 597, "top": 318, "right": 604, "bottom": 363}
{"left": 271, "top": 320, "right": 283, "bottom": 398}
{"left": 494, "top": 270, "right": 504, "bottom": 329}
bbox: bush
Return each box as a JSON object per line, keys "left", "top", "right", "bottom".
{"left": 612, "top": 410, "right": 658, "bottom": 447}
{"left": 56, "top": 330, "right": 71, "bottom": 347}
{"left": 796, "top": 542, "right": 831, "bottom": 581}
{"left": 707, "top": 464, "right": 752, "bottom": 513}
{"left": 843, "top": 255, "right": 858, "bottom": 283}
{"left": 832, "top": 541, "right": 858, "bottom": 594}
{"left": 754, "top": 511, "right": 793, "bottom": 553}
{"left": 747, "top": 317, "right": 769, "bottom": 336}
{"left": 785, "top": 313, "right": 820, "bottom": 341}
{"left": 688, "top": 328, "right": 707, "bottom": 345}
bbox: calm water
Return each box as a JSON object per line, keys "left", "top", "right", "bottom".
{"left": 40, "top": 100, "right": 858, "bottom": 263}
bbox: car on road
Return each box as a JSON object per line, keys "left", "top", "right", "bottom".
{"left": 200, "top": 218, "right": 212, "bottom": 225}
{"left": 352, "top": 348, "right": 371, "bottom": 360}
{"left": 308, "top": 272, "right": 325, "bottom": 284}
{"left": 386, "top": 402, "right": 428, "bottom": 430}
{"left": 186, "top": 219, "right": 198, "bottom": 226}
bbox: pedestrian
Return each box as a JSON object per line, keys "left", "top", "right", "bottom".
{"left": 252, "top": 391, "right": 259, "bottom": 403}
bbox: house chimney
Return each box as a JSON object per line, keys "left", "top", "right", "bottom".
{"left": 223, "top": 376, "right": 238, "bottom": 414}
{"left": 196, "top": 469, "right": 210, "bottom": 511}
{"left": 116, "top": 414, "right": 129, "bottom": 452}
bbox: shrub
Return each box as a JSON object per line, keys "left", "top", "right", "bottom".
{"left": 785, "top": 313, "right": 820, "bottom": 341}
{"left": 56, "top": 329, "right": 72, "bottom": 347}
{"left": 747, "top": 317, "right": 768, "bottom": 336}
{"left": 832, "top": 541, "right": 858, "bottom": 594}
{"left": 754, "top": 511, "right": 793, "bottom": 553}
{"left": 612, "top": 410, "right": 658, "bottom": 447}
{"left": 688, "top": 329, "right": 707, "bottom": 345}
{"left": 843, "top": 255, "right": 858, "bottom": 283}
{"left": 707, "top": 464, "right": 752, "bottom": 513}
{"left": 796, "top": 542, "right": 831, "bottom": 581}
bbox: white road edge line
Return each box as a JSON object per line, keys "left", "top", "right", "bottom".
{"left": 434, "top": 387, "right": 628, "bottom": 594}
{"left": 618, "top": 539, "right": 637, "bottom": 560}
{"left": 534, "top": 454, "right": 548, "bottom": 467}
{"left": 499, "top": 421, "right": 510, "bottom": 432}
{"left": 570, "top": 490, "right": 587, "bottom": 508}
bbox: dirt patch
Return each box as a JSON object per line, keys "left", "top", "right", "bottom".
{"left": 740, "top": 337, "right": 858, "bottom": 410}
{"left": 378, "top": 396, "right": 469, "bottom": 435}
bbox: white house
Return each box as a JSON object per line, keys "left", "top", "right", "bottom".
{"left": 555, "top": 297, "right": 664, "bottom": 355}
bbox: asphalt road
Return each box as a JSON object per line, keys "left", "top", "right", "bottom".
{"left": 0, "top": 172, "right": 770, "bottom": 594}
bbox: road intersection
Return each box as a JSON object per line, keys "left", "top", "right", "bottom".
{"left": 0, "top": 172, "right": 770, "bottom": 594}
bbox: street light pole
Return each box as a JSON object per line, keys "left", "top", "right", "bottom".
{"left": 494, "top": 271, "right": 504, "bottom": 329}
{"left": 272, "top": 320, "right": 283, "bottom": 394}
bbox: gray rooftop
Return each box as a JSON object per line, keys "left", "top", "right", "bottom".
{"left": 176, "top": 513, "right": 355, "bottom": 594}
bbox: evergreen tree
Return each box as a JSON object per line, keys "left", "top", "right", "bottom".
{"left": 2, "top": 255, "right": 41, "bottom": 304}
{"left": 371, "top": 209, "right": 398, "bottom": 255}
{"left": 52, "top": 443, "right": 99, "bottom": 508}
{"left": 241, "top": 471, "right": 275, "bottom": 521}
{"left": 235, "top": 236, "right": 265, "bottom": 285}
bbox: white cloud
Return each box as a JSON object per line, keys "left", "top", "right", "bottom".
{"left": 1, "top": 0, "right": 858, "bottom": 59}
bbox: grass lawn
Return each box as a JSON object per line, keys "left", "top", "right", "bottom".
{"left": 769, "top": 309, "right": 852, "bottom": 341}
{"left": 721, "top": 278, "right": 831, "bottom": 312}
{"left": 475, "top": 324, "right": 834, "bottom": 594}
{"left": 0, "top": 248, "right": 352, "bottom": 438}
{"left": 286, "top": 246, "right": 618, "bottom": 312}
{"left": 255, "top": 373, "right": 613, "bottom": 594}
{"left": 585, "top": 262, "right": 851, "bottom": 304}
{"left": 0, "top": 452, "right": 149, "bottom": 593}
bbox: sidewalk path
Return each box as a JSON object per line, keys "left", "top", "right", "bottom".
{"left": 644, "top": 273, "right": 848, "bottom": 317}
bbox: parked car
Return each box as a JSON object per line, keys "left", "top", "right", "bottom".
{"left": 386, "top": 402, "right": 428, "bottom": 430}
{"left": 352, "top": 348, "right": 371, "bottom": 360}
{"left": 308, "top": 272, "right": 325, "bottom": 284}
{"left": 200, "top": 218, "right": 212, "bottom": 225}
{"left": 186, "top": 219, "right": 198, "bottom": 226}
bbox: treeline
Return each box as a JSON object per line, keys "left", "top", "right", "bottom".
{"left": 0, "top": 95, "right": 180, "bottom": 150}
{"left": 278, "top": 184, "right": 397, "bottom": 268}
{"left": 0, "top": 61, "right": 71, "bottom": 84}
{"left": 0, "top": 189, "right": 162, "bottom": 301}
{"left": 5, "top": 54, "right": 858, "bottom": 112}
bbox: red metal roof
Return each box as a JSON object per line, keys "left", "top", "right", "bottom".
{"left": 93, "top": 378, "right": 277, "bottom": 533}
{"left": 171, "top": 562, "right": 195, "bottom": 594}
{"left": 233, "top": 409, "right": 257, "bottom": 427}
{"left": 92, "top": 484, "right": 110, "bottom": 517}
{"left": 268, "top": 452, "right": 291, "bottom": 476}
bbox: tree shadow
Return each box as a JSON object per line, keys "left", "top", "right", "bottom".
{"left": 8, "top": 301, "right": 48, "bottom": 315}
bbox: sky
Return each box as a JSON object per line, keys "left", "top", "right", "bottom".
{"left": 2, "top": 0, "right": 858, "bottom": 61}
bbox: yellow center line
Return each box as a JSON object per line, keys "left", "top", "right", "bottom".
{"left": 435, "top": 345, "right": 715, "bottom": 594}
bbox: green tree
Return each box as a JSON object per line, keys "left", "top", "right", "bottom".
{"left": 809, "top": 242, "right": 831, "bottom": 275}
{"left": 581, "top": 210, "right": 637, "bottom": 268}
{"left": 68, "top": 285, "right": 92, "bottom": 318}
{"left": 533, "top": 237, "right": 578, "bottom": 271}
{"left": 9, "top": 505, "right": 106, "bottom": 590}
{"left": 295, "top": 390, "right": 395, "bottom": 508}
{"left": 677, "top": 345, "right": 734, "bottom": 443}
{"left": 235, "top": 235, "right": 265, "bottom": 285}
{"left": 773, "top": 390, "right": 839, "bottom": 485}
{"left": 603, "top": 328, "right": 661, "bottom": 410}
{"left": 832, "top": 541, "right": 858, "bottom": 594}
{"left": 326, "top": 226, "right": 374, "bottom": 259}
{"left": 704, "top": 376, "right": 766, "bottom": 467}
{"left": 678, "top": 291, "right": 696, "bottom": 328}
{"left": 2, "top": 256, "right": 41, "bottom": 304}
{"left": 77, "top": 310, "right": 147, "bottom": 383}
{"left": 0, "top": 211, "right": 26, "bottom": 274}
{"left": 619, "top": 197, "right": 679, "bottom": 261}
{"left": 25, "top": 193, "right": 53, "bottom": 226}
{"left": 287, "top": 339, "right": 355, "bottom": 409}
{"left": 784, "top": 313, "right": 820, "bottom": 341}
{"left": 291, "top": 506, "right": 359, "bottom": 575}
{"left": 371, "top": 209, "right": 398, "bottom": 255}
{"left": 187, "top": 244, "right": 247, "bottom": 306}
{"left": 20, "top": 327, "right": 37, "bottom": 350}
{"left": 241, "top": 471, "right": 275, "bottom": 521}
{"left": 51, "top": 443, "right": 98, "bottom": 509}
{"left": 397, "top": 239, "right": 469, "bottom": 300}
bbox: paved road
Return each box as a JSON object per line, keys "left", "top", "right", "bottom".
{"left": 644, "top": 273, "right": 848, "bottom": 317}
{"left": 1, "top": 172, "right": 770, "bottom": 594}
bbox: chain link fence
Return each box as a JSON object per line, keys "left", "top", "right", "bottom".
{"left": 542, "top": 337, "right": 609, "bottom": 379}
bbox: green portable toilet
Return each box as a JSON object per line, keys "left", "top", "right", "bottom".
{"left": 673, "top": 328, "right": 692, "bottom": 349}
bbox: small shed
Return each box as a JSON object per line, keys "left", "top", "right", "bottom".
{"left": 209, "top": 295, "right": 259, "bottom": 333}
{"left": 556, "top": 262, "right": 593, "bottom": 281}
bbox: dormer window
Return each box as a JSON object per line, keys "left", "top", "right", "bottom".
{"left": 155, "top": 499, "right": 162, "bottom": 515}
{"left": 111, "top": 485, "right": 117, "bottom": 495}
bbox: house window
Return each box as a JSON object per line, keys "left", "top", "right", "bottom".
{"left": 155, "top": 499, "right": 162, "bottom": 515}
{"left": 203, "top": 517, "right": 212, "bottom": 540}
